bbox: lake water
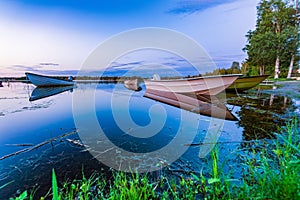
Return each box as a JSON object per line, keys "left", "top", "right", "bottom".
{"left": 0, "top": 82, "right": 299, "bottom": 199}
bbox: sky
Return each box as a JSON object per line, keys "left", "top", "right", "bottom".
{"left": 0, "top": 0, "right": 260, "bottom": 77}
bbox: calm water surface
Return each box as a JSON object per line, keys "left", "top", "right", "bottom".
{"left": 0, "top": 82, "right": 298, "bottom": 198}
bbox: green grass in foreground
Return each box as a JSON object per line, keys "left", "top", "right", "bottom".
{"left": 8, "top": 117, "right": 300, "bottom": 200}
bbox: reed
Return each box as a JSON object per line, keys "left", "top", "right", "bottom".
{"left": 109, "top": 171, "right": 156, "bottom": 200}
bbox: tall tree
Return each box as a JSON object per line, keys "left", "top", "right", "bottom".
{"left": 287, "top": 0, "right": 299, "bottom": 78}
{"left": 244, "top": 0, "right": 299, "bottom": 79}
{"left": 244, "top": 30, "right": 276, "bottom": 75}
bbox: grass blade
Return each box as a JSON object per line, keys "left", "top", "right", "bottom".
{"left": 52, "top": 169, "right": 59, "bottom": 200}
{"left": 16, "top": 191, "right": 28, "bottom": 200}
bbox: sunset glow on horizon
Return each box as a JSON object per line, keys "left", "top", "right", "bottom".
{"left": 0, "top": 0, "right": 259, "bottom": 76}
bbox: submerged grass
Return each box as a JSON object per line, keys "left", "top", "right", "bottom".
{"left": 10, "top": 117, "right": 300, "bottom": 199}
{"left": 0, "top": 180, "right": 14, "bottom": 191}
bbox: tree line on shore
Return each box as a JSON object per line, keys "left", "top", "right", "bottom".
{"left": 243, "top": 0, "right": 299, "bottom": 79}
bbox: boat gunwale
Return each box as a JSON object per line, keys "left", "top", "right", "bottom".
{"left": 144, "top": 74, "right": 242, "bottom": 82}
{"left": 226, "top": 74, "right": 270, "bottom": 92}
{"left": 236, "top": 74, "right": 270, "bottom": 80}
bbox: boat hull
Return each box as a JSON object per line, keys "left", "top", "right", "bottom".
{"left": 26, "top": 72, "right": 74, "bottom": 87}
{"left": 144, "top": 75, "right": 240, "bottom": 96}
{"left": 226, "top": 75, "right": 269, "bottom": 92}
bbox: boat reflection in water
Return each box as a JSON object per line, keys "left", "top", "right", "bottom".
{"left": 144, "top": 89, "right": 237, "bottom": 121}
{"left": 29, "top": 85, "right": 75, "bottom": 101}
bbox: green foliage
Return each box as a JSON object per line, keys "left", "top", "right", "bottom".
{"left": 234, "top": 116, "right": 300, "bottom": 199}
{"left": 244, "top": 0, "right": 299, "bottom": 77}
{"left": 58, "top": 172, "right": 104, "bottom": 199}
{"left": 205, "top": 61, "right": 242, "bottom": 75}
{"left": 109, "top": 172, "right": 156, "bottom": 200}
{"left": 10, "top": 191, "right": 28, "bottom": 200}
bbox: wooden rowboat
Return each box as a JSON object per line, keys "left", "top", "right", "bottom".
{"left": 144, "top": 74, "right": 241, "bottom": 96}
{"left": 25, "top": 72, "right": 75, "bottom": 87}
{"left": 226, "top": 75, "right": 269, "bottom": 92}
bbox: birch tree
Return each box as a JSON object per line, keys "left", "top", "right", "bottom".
{"left": 287, "top": 0, "right": 299, "bottom": 78}
{"left": 244, "top": 0, "right": 299, "bottom": 79}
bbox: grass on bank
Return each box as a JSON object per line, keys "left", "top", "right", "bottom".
{"left": 232, "top": 116, "right": 299, "bottom": 199}
{"left": 8, "top": 117, "right": 300, "bottom": 200}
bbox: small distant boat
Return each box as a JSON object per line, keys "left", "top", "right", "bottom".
{"left": 124, "top": 79, "right": 142, "bottom": 91}
{"left": 144, "top": 74, "right": 241, "bottom": 96}
{"left": 29, "top": 85, "right": 75, "bottom": 101}
{"left": 226, "top": 75, "right": 269, "bottom": 92}
{"left": 144, "top": 89, "right": 237, "bottom": 121}
{"left": 25, "top": 72, "right": 75, "bottom": 87}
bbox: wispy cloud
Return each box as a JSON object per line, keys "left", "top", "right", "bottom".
{"left": 109, "top": 61, "right": 144, "bottom": 70}
{"left": 168, "top": 0, "right": 236, "bottom": 14}
{"left": 11, "top": 65, "right": 43, "bottom": 71}
{"left": 39, "top": 62, "right": 59, "bottom": 66}
{"left": 11, "top": 63, "right": 61, "bottom": 72}
{"left": 1, "top": 64, "right": 78, "bottom": 77}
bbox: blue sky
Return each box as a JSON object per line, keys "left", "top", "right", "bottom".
{"left": 0, "top": 0, "right": 259, "bottom": 76}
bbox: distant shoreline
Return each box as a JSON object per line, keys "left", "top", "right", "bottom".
{"left": 0, "top": 76, "right": 132, "bottom": 83}
{"left": 0, "top": 74, "right": 183, "bottom": 82}
{"left": 0, "top": 79, "right": 120, "bottom": 84}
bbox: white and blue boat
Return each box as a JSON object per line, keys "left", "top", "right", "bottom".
{"left": 25, "top": 72, "right": 75, "bottom": 87}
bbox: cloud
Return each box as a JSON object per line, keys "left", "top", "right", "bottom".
{"left": 39, "top": 62, "right": 59, "bottom": 66}
{"left": 11, "top": 63, "right": 61, "bottom": 72}
{"left": 36, "top": 69, "right": 79, "bottom": 76}
{"left": 168, "top": 0, "right": 236, "bottom": 14}
{"left": 109, "top": 61, "right": 144, "bottom": 70}
{"left": 11, "top": 65, "right": 42, "bottom": 71}
{"left": 1, "top": 65, "right": 77, "bottom": 77}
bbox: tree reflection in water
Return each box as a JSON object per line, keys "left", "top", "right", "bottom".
{"left": 227, "top": 93, "right": 294, "bottom": 140}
